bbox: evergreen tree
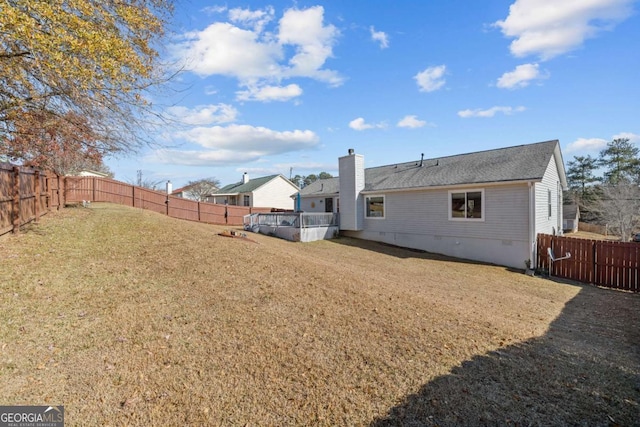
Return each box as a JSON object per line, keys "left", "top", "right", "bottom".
{"left": 598, "top": 138, "right": 640, "bottom": 184}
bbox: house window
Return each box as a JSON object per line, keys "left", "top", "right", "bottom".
{"left": 365, "top": 195, "right": 385, "bottom": 218}
{"left": 449, "top": 190, "right": 483, "bottom": 220}
{"left": 547, "top": 189, "right": 552, "bottom": 218}
{"left": 243, "top": 195, "right": 250, "bottom": 206}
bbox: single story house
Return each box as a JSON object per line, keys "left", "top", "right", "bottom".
{"left": 563, "top": 204, "right": 580, "bottom": 233}
{"left": 76, "top": 170, "right": 111, "bottom": 178}
{"left": 298, "top": 140, "right": 567, "bottom": 269}
{"left": 209, "top": 173, "right": 299, "bottom": 210}
{"left": 170, "top": 183, "right": 215, "bottom": 200}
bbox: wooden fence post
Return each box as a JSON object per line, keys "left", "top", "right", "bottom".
{"left": 34, "top": 170, "right": 40, "bottom": 222}
{"left": 59, "top": 175, "right": 64, "bottom": 209}
{"left": 12, "top": 166, "right": 20, "bottom": 234}
{"left": 44, "top": 173, "right": 51, "bottom": 211}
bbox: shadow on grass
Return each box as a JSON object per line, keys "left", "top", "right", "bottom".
{"left": 370, "top": 285, "right": 640, "bottom": 426}
{"left": 330, "top": 236, "right": 496, "bottom": 267}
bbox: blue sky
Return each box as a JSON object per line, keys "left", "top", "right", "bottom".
{"left": 106, "top": 0, "right": 640, "bottom": 188}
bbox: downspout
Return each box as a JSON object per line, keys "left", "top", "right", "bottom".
{"left": 528, "top": 182, "right": 537, "bottom": 269}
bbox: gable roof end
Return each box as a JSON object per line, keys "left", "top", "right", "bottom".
{"left": 214, "top": 174, "right": 299, "bottom": 195}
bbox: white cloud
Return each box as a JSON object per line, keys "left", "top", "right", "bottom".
{"left": 150, "top": 124, "right": 320, "bottom": 167}
{"left": 496, "top": 63, "right": 548, "bottom": 89}
{"left": 397, "top": 115, "right": 427, "bottom": 128}
{"left": 613, "top": 132, "right": 640, "bottom": 144}
{"left": 166, "top": 104, "right": 238, "bottom": 125}
{"left": 202, "top": 5, "right": 227, "bottom": 15}
{"left": 495, "top": 0, "right": 635, "bottom": 60}
{"left": 228, "top": 6, "right": 274, "bottom": 32}
{"left": 147, "top": 149, "right": 257, "bottom": 166}
{"left": 458, "top": 106, "right": 526, "bottom": 118}
{"left": 565, "top": 137, "right": 608, "bottom": 153}
{"left": 236, "top": 84, "right": 303, "bottom": 102}
{"left": 172, "top": 5, "right": 343, "bottom": 95}
{"left": 414, "top": 65, "right": 446, "bottom": 92}
{"left": 278, "top": 6, "right": 342, "bottom": 85}
{"left": 176, "top": 124, "right": 319, "bottom": 153}
{"left": 174, "top": 22, "right": 281, "bottom": 79}
{"left": 565, "top": 132, "right": 640, "bottom": 153}
{"left": 349, "top": 117, "right": 387, "bottom": 131}
{"left": 370, "top": 26, "right": 389, "bottom": 49}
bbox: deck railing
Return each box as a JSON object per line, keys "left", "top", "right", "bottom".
{"left": 244, "top": 212, "right": 338, "bottom": 230}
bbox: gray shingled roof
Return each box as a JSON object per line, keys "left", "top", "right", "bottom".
{"left": 299, "top": 140, "right": 563, "bottom": 196}
{"left": 298, "top": 177, "right": 340, "bottom": 196}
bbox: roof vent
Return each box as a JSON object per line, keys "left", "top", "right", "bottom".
{"left": 419, "top": 153, "right": 424, "bottom": 167}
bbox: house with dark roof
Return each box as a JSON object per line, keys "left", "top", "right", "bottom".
{"left": 298, "top": 140, "right": 567, "bottom": 269}
{"left": 208, "top": 173, "right": 299, "bottom": 210}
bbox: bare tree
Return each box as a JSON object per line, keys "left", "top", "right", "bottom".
{"left": 184, "top": 178, "right": 220, "bottom": 201}
{"left": 591, "top": 182, "right": 640, "bottom": 241}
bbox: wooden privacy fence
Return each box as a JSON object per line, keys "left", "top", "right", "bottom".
{"left": 1, "top": 167, "right": 278, "bottom": 237}
{"left": 1, "top": 163, "right": 63, "bottom": 236}
{"left": 537, "top": 234, "right": 639, "bottom": 293}
{"left": 64, "top": 176, "right": 273, "bottom": 226}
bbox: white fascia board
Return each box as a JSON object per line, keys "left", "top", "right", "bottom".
{"left": 359, "top": 179, "right": 541, "bottom": 194}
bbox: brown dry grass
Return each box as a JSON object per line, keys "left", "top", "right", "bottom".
{"left": 565, "top": 231, "right": 621, "bottom": 241}
{"left": 1, "top": 203, "right": 638, "bottom": 426}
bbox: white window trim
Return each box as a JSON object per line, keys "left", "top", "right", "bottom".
{"left": 365, "top": 195, "right": 385, "bottom": 219}
{"left": 448, "top": 189, "right": 485, "bottom": 222}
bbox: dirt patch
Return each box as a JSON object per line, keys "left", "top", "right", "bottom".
{"left": 1, "top": 204, "right": 638, "bottom": 426}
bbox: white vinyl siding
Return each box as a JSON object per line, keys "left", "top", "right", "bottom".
{"left": 299, "top": 196, "right": 338, "bottom": 213}
{"left": 362, "top": 185, "right": 528, "bottom": 241}
{"left": 250, "top": 176, "right": 298, "bottom": 210}
{"left": 348, "top": 184, "right": 531, "bottom": 268}
{"left": 339, "top": 153, "right": 365, "bottom": 231}
{"left": 535, "top": 155, "right": 562, "bottom": 235}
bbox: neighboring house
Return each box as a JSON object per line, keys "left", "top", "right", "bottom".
{"left": 171, "top": 183, "right": 218, "bottom": 201}
{"left": 563, "top": 204, "right": 580, "bottom": 233}
{"left": 298, "top": 140, "right": 567, "bottom": 269}
{"left": 209, "top": 173, "right": 299, "bottom": 210}
{"left": 171, "top": 185, "right": 193, "bottom": 200}
{"left": 77, "top": 170, "right": 110, "bottom": 178}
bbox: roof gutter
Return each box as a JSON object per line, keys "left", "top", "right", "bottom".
{"left": 359, "top": 178, "right": 542, "bottom": 194}
{"left": 298, "top": 192, "right": 339, "bottom": 198}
